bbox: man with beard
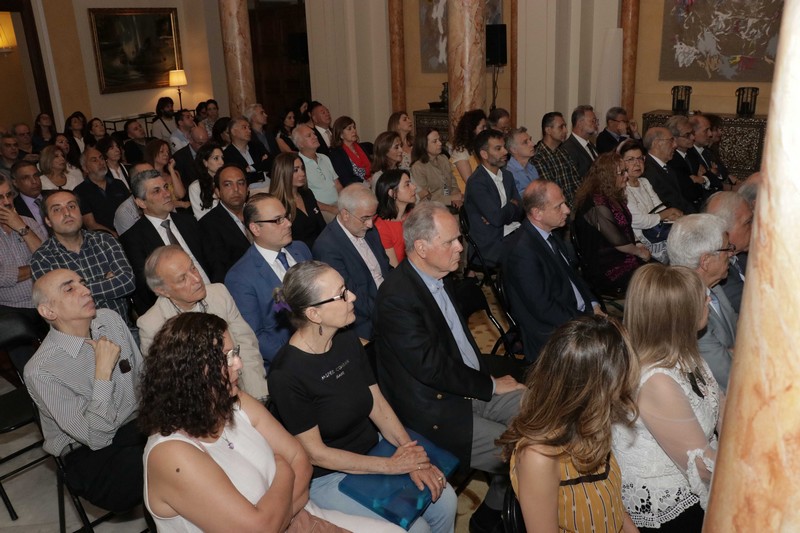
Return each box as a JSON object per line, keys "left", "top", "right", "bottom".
{"left": 463, "top": 129, "right": 523, "bottom": 268}
{"left": 531, "top": 112, "right": 581, "bottom": 206}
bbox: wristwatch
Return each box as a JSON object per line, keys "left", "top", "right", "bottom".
{"left": 16, "top": 225, "right": 29, "bottom": 237}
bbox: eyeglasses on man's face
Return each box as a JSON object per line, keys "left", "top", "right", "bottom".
{"left": 714, "top": 243, "right": 736, "bottom": 255}
{"left": 308, "top": 287, "right": 349, "bottom": 307}
{"left": 254, "top": 212, "right": 292, "bottom": 225}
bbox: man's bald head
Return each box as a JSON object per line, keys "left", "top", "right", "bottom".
{"left": 33, "top": 269, "right": 97, "bottom": 327}
{"left": 189, "top": 126, "right": 209, "bottom": 151}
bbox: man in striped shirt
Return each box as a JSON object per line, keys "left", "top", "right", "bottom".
{"left": 24, "top": 268, "right": 145, "bottom": 513}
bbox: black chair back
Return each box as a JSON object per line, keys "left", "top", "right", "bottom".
{"left": 502, "top": 484, "right": 526, "bottom": 532}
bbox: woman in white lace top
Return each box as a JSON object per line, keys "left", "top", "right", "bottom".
{"left": 613, "top": 263, "right": 724, "bottom": 532}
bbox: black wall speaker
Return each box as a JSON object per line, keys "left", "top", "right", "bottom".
{"left": 486, "top": 24, "right": 507, "bottom": 66}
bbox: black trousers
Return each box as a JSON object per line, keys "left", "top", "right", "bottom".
{"left": 62, "top": 419, "right": 147, "bottom": 513}
{"left": 639, "top": 503, "right": 705, "bottom": 533}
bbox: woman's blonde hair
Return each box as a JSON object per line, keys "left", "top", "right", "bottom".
{"left": 623, "top": 263, "right": 707, "bottom": 371}
{"left": 498, "top": 316, "right": 640, "bottom": 472}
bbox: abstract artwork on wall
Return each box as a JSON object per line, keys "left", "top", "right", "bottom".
{"left": 420, "top": 0, "right": 503, "bottom": 73}
{"left": 659, "top": 0, "right": 782, "bottom": 82}
{"left": 89, "top": 8, "right": 182, "bottom": 94}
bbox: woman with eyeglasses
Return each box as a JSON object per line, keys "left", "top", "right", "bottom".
{"left": 572, "top": 152, "right": 651, "bottom": 294}
{"left": 140, "top": 312, "right": 392, "bottom": 532}
{"left": 614, "top": 263, "right": 723, "bottom": 532}
{"left": 269, "top": 261, "right": 458, "bottom": 533}
{"left": 618, "top": 139, "right": 682, "bottom": 263}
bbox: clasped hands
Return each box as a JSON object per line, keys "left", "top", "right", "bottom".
{"left": 389, "top": 440, "right": 447, "bottom": 501}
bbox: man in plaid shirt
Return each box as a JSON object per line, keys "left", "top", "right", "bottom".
{"left": 531, "top": 111, "right": 582, "bottom": 207}
{"left": 31, "top": 190, "right": 135, "bottom": 325}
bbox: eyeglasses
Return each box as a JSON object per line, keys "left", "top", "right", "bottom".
{"left": 609, "top": 118, "right": 629, "bottom": 125}
{"left": 0, "top": 190, "right": 16, "bottom": 200}
{"left": 254, "top": 213, "right": 292, "bottom": 225}
{"left": 714, "top": 243, "right": 736, "bottom": 255}
{"left": 308, "top": 287, "right": 349, "bottom": 307}
{"left": 345, "top": 209, "right": 376, "bottom": 224}
{"left": 224, "top": 345, "right": 241, "bottom": 367}
{"left": 623, "top": 156, "right": 645, "bottom": 164}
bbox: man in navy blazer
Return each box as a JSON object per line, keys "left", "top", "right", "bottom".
{"left": 463, "top": 129, "right": 523, "bottom": 268}
{"left": 225, "top": 193, "right": 312, "bottom": 371}
{"left": 502, "top": 180, "right": 602, "bottom": 362}
{"left": 312, "top": 184, "right": 390, "bottom": 341}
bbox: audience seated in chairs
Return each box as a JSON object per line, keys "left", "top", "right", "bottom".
{"left": 137, "top": 244, "right": 269, "bottom": 401}
{"left": 614, "top": 263, "right": 723, "bottom": 531}
{"left": 139, "top": 312, "right": 385, "bottom": 532}
{"left": 449, "top": 109, "right": 487, "bottom": 193}
{"left": 369, "top": 131, "right": 404, "bottom": 191}
{"left": 502, "top": 180, "right": 603, "bottom": 363}
{"left": 572, "top": 152, "right": 651, "bottom": 295}
{"left": 269, "top": 152, "right": 327, "bottom": 249}
{"left": 25, "top": 269, "right": 146, "bottom": 514}
{"left": 498, "top": 316, "right": 640, "bottom": 533}
{"left": 294, "top": 124, "right": 341, "bottom": 222}
{"left": 269, "top": 261, "right": 457, "bottom": 532}
{"left": 329, "top": 115, "right": 374, "bottom": 186}
{"left": 374, "top": 168, "right": 416, "bottom": 267}
{"left": 188, "top": 141, "right": 224, "bottom": 220}
{"left": 386, "top": 111, "right": 414, "bottom": 169}
{"left": 74, "top": 146, "right": 131, "bottom": 237}
{"left": 410, "top": 127, "right": 463, "bottom": 210}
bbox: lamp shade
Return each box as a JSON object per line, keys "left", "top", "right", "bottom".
{"left": 169, "top": 69, "right": 187, "bottom": 87}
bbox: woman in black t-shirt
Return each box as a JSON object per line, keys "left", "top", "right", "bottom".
{"left": 269, "top": 261, "right": 457, "bottom": 533}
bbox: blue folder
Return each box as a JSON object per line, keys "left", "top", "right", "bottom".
{"left": 338, "top": 429, "right": 460, "bottom": 530}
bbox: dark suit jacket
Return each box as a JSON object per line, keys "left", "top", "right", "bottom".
{"left": 668, "top": 152, "right": 707, "bottom": 211}
{"left": 643, "top": 155, "right": 697, "bottom": 214}
{"left": 120, "top": 212, "right": 214, "bottom": 314}
{"left": 686, "top": 146, "right": 724, "bottom": 191}
{"left": 463, "top": 165, "right": 523, "bottom": 267}
{"left": 224, "top": 241, "right": 312, "bottom": 369}
{"left": 253, "top": 128, "right": 281, "bottom": 157}
{"left": 223, "top": 142, "right": 271, "bottom": 184}
{"left": 123, "top": 139, "right": 151, "bottom": 166}
{"left": 172, "top": 145, "right": 201, "bottom": 192}
{"left": 596, "top": 129, "right": 623, "bottom": 154}
{"left": 374, "top": 260, "right": 493, "bottom": 466}
{"left": 199, "top": 203, "right": 251, "bottom": 281}
{"left": 13, "top": 194, "right": 40, "bottom": 222}
{"left": 312, "top": 127, "right": 331, "bottom": 156}
{"left": 312, "top": 220, "right": 390, "bottom": 340}
{"left": 329, "top": 143, "right": 374, "bottom": 187}
{"left": 502, "top": 220, "right": 594, "bottom": 361}
{"left": 559, "top": 133, "right": 595, "bottom": 178}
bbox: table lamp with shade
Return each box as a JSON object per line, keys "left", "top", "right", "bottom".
{"left": 169, "top": 69, "right": 187, "bottom": 109}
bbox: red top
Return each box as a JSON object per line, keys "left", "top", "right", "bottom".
{"left": 374, "top": 217, "right": 406, "bottom": 263}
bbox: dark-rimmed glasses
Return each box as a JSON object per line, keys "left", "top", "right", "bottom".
{"left": 254, "top": 213, "right": 292, "bottom": 225}
{"left": 715, "top": 243, "right": 736, "bottom": 255}
{"left": 309, "top": 287, "right": 349, "bottom": 307}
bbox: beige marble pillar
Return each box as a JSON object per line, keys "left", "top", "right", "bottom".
{"left": 218, "top": 0, "right": 256, "bottom": 118}
{"left": 620, "top": 0, "right": 639, "bottom": 115}
{"left": 388, "top": 0, "right": 406, "bottom": 112}
{"left": 703, "top": 1, "right": 800, "bottom": 529}
{"left": 510, "top": 0, "right": 518, "bottom": 128}
{"left": 447, "top": 0, "right": 486, "bottom": 139}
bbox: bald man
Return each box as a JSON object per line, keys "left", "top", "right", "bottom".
{"left": 25, "top": 269, "right": 145, "bottom": 512}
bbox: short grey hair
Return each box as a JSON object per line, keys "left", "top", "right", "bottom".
{"left": 505, "top": 127, "right": 528, "bottom": 153}
{"left": 702, "top": 191, "right": 748, "bottom": 231}
{"left": 130, "top": 169, "right": 162, "bottom": 200}
{"left": 338, "top": 183, "right": 376, "bottom": 213}
{"left": 31, "top": 278, "right": 49, "bottom": 309}
{"left": 605, "top": 106, "right": 627, "bottom": 123}
{"left": 664, "top": 115, "right": 690, "bottom": 138}
{"left": 243, "top": 104, "right": 263, "bottom": 122}
{"left": 667, "top": 213, "right": 727, "bottom": 269}
{"left": 738, "top": 181, "right": 759, "bottom": 209}
{"left": 291, "top": 124, "right": 310, "bottom": 148}
{"left": 403, "top": 201, "right": 451, "bottom": 253}
{"left": 226, "top": 116, "right": 248, "bottom": 137}
{"left": 144, "top": 245, "right": 185, "bottom": 292}
{"left": 643, "top": 127, "right": 668, "bottom": 151}
{"left": 277, "top": 260, "right": 331, "bottom": 328}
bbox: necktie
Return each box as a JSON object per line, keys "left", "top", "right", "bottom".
{"left": 431, "top": 283, "right": 481, "bottom": 370}
{"left": 587, "top": 142, "right": 598, "bottom": 160}
{"left": 276, "top": 250, "right": 290, "bottom": 271}
{"left": 160, "top": 220, "right": 179, "bottom": 245}
{"left": 547, "top": 234, "right": 587, "bottom": 312}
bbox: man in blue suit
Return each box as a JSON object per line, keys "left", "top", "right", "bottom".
{"left": 463, "top": 129, "right": 523, "bottom": 268}
{"left": 313, "top": 184, "right": 390, "bottom": 341}
{"left": 225, "top": 193, "right": 312, "bottom": 371}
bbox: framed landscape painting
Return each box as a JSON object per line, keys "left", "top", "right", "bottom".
{"left": 89, "top": 8, "right": 182, "bottom": 94}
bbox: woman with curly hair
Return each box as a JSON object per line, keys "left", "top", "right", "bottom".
{"left": 188, "top": 142, "right": 224, "bottom": 220}
{"left": 410, "top": 127, "right": 462, "bottom": 210}
{"left": 614, "top": 264, "right": 723, "bottom": 532}
{"left": 374, "top": 168, "right": 416, "bottom": 266}
{"left": 269, "top": 261, "right": 457, "bottom": 533}
{"left": 140, "top": 312, "right": 393, "bottom": 532}
{"left": 449, "top": 109, "right": 487, "bottom": 191}
{"left": 573, "top": 152, "right": 651, "bottom": 294}
{"left": 329, "top": 116, "right": 374, "bottom": 186}
{"left": 269, "top": 152, "right": 326, "bottom": 248}
{"left": 387, "top": 111, "right": 413, "bottom": 169}
{"left": 497, "top": 315, "right": 640, "bottom": 533}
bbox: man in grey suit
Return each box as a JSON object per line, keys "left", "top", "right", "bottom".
{"left": 703, "top": 191, "right": 753, "bottom": 314}
{"left": 137, "top": 245, "right": 269, "bottom": 401}
{"left": 559, "top": 104, "right": 599, "bottom": 179}
{"left": 668, "top": 213, "right": 738, "bottom": 392}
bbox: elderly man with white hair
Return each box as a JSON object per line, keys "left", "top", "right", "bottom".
{"left": 667, "top": 213, "right": 738, "bottom": 392}
{"left": 136, "top": 245, "right": 270, "bottom": 402}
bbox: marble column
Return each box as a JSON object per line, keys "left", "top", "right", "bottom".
{"left": 447, "top": 0, "right": 486, "bottom": 139}
{"left": 388, "top": 0, "right": 406, "bottom": 112}
{"left": 620, "top": 0, "right": 639, "bottom": 115}
{"left": 218, "top": 0, "right": 256, "bottom": 118}
{"left": 704, "top": 0, "right": 800, "bottom": 529}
